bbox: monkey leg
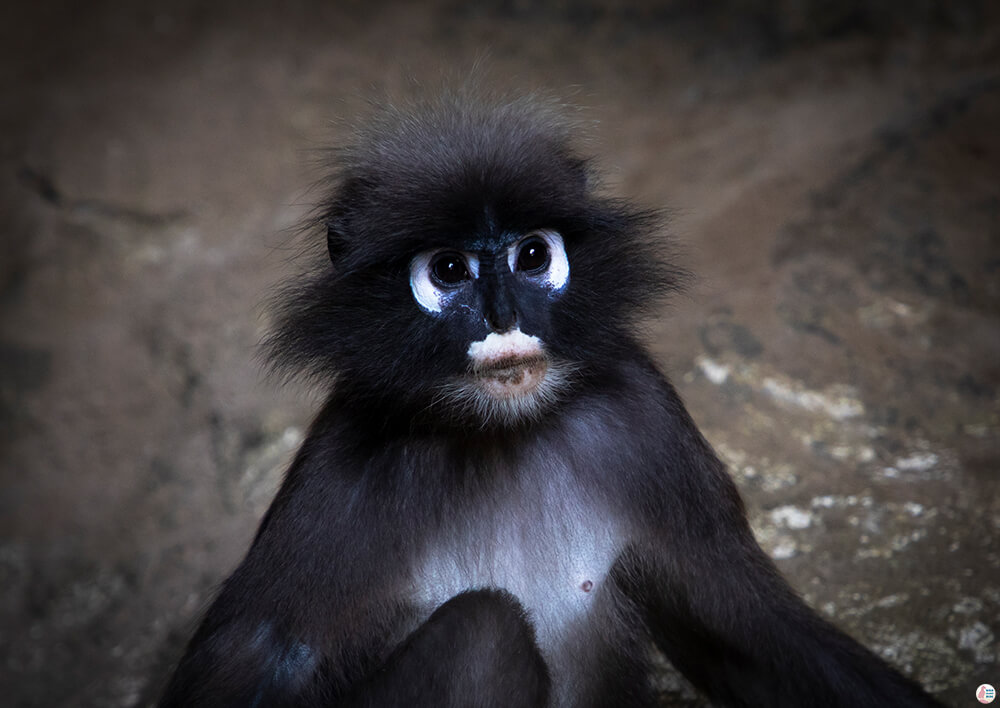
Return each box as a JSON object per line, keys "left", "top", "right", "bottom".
{"left": 348, "top": 588, "right": 550, "bottom": 708}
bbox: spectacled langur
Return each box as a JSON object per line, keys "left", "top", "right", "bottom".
{"left": 160, "top": 93, "right": 943, "bottom": 708}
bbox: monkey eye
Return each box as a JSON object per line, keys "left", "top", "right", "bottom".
{"left": 506, "top": 229, "right": 569, "bottom": 293}
{"left": 515, "top": 238, "right": 550, "bottom": 273}
{"left": 430, "top": 252, "right": 471, "bottom": 287}
{"left": 410, "top": 249, "right": 479, "bottom": 314}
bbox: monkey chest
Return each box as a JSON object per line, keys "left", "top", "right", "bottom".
{"left": 409, "top": 495, "right": 623, "bottom": 655}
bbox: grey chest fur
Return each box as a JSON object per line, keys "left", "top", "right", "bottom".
{"left": 409, "top": 472, "right": 624, "bottom": 658}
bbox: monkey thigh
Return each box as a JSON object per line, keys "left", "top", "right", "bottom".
{"left": 349, "top": 589, "right": 550, "bottom": 708}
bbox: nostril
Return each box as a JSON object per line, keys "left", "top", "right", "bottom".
{"left": 486, "top": 308, "right": 517, "bottom": 333}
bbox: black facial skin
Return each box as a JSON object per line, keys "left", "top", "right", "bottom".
{"left": 159, "top": 94, "right": 944, "bottom": 707}
{"left": 417, "top": 232, "right": 564, "bottom": 352}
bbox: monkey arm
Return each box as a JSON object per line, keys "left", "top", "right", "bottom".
{"left": 159, "top": 421, "right": 410, "bottom": 707}
{"left": 162, "top": 587, "right": 549, "bottom": 708}
{"left": 159, "top": 404, "right": 548, "bottom": 708}
{"left": 613, "top": 403, "right": 943, "bottom": 707}
{"left": 619, "top": 534, "right": 944, "bottom": 707}
{"left": 158, "top": 610, "right": 329, "bottom": 708}
{"left": 158, "top": 544, "right": 397, "bottom": 708}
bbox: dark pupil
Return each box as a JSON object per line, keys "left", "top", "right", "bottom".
{"left": 517, "top": 239, "right": 549, "bottom": 272}
{"left": 431, "top": 254, "right": 469, "bottom": 286}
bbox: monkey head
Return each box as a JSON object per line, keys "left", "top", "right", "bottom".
{"left": 267, "top": 94, "right": 677, "bottom": 429}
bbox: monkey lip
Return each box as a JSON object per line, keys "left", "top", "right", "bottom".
{"left": 472, "top": 354, "right": 549, "bottom": 398}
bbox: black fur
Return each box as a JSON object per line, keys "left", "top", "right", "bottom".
{"left": 161, "top": 92, "right": 943, "bottom": 707}
{"left": 264, "top": 93, "right": 676, "bottom": 426}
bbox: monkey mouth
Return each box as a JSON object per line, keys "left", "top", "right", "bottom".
{"left": 472, "top": 354, "right": 550, "bottom": 399}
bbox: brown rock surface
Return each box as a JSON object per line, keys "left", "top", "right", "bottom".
{"left": 2, "top": 2, "right": 997, "bottom": 706}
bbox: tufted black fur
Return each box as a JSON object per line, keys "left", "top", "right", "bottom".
{"left": 161, "top": 93, "right": 944, "bottom": 707}
{"left": 263, "top": 93, "right": 678, "bottom": 427}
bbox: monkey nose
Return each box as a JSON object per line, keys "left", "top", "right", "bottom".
{"left": 479, "top": 270, "right": 518, "bottom": 332}
{"left": 485, "top": 306, "right": 517, "bottom": 333}
{"left": 484, "top": 295, "right": 517, "bottom": 333}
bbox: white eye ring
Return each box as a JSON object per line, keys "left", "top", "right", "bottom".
{"left": 506, "top": 229, "right": 569, "bottom": 292}
{"left": 409, "top": 250, "right": 480, "bottom": 314}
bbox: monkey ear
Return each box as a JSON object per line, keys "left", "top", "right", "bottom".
{"left": 326, "top": 218, "right": 347, "bottom": 264}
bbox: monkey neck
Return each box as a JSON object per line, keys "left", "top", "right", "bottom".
{"left": 314, "top": 355, "right": 645, "bottom": 453}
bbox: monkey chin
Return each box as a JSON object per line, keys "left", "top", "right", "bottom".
{"left": 433, "top": 329, "right": 572, "bottom": 426}
{"left": 474, "top": 355, "right": 549, "bottom": 400}
{"left": 438, "top": 356, "right": 570, "bottom": 428}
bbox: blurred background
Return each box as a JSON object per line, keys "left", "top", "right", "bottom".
{"left": 1, "top": 1, "right": 998, "bottom": 706}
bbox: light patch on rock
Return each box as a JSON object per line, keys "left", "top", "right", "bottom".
{"left": 875, "top": 593, "right": 908, "bottom": 609}
{"left": 810, "top": 494, "right": 874, "bottom": 510}
{"left": 761, "top": 377, "right": 864, "bottom": 420}
{"left": 770, "top": 505, "right": 814, "bottom": 529}
{"left": 760, "top": 465, "right": 799, "bottom": 492}
{"left": 890, "top": 528, "right": 928, "bottom": 551}
{"left": 770, "top": 539, "right": 798, "bottom": 559}
{"left": 952, "top": 597, "right": 983, "bottom": 615}
{"left": 957, "top": 621, "right": 996, "bottom": 664}
{"left": 689, "top": 359, "right": 863, "bottom": 420}
{"left": 696, "top": 356, "right": 731, "bottom": 385}
{"left": 895, "top": 452, "right": 939, "bottom": 471}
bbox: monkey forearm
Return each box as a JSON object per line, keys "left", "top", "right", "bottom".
{"left": 622, "top": 531, "right": 943, "bottom": 708}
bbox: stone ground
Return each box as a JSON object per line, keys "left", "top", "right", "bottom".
{"left": 1, "top": 1, "right": 998, "bottom": 706}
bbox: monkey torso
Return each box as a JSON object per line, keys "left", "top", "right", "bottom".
{"left": 385, "top": 361, "right": 668, "bottom": 706}
{"left": 409, "top": 456, "right": 627, "bottom": 705}
{"left": 244, "top": 356, "right": 672, "bottom": 705}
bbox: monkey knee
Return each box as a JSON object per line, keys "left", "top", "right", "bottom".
{"left": 432, "top": 589, "right": 535, "bottom": 647}
{"left": 429, "top": 590, "right": 548, "bottom": 689}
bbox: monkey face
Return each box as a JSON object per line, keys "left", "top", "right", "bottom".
{"left": 407, "top": 228, "right": 576, "bottom": 424}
